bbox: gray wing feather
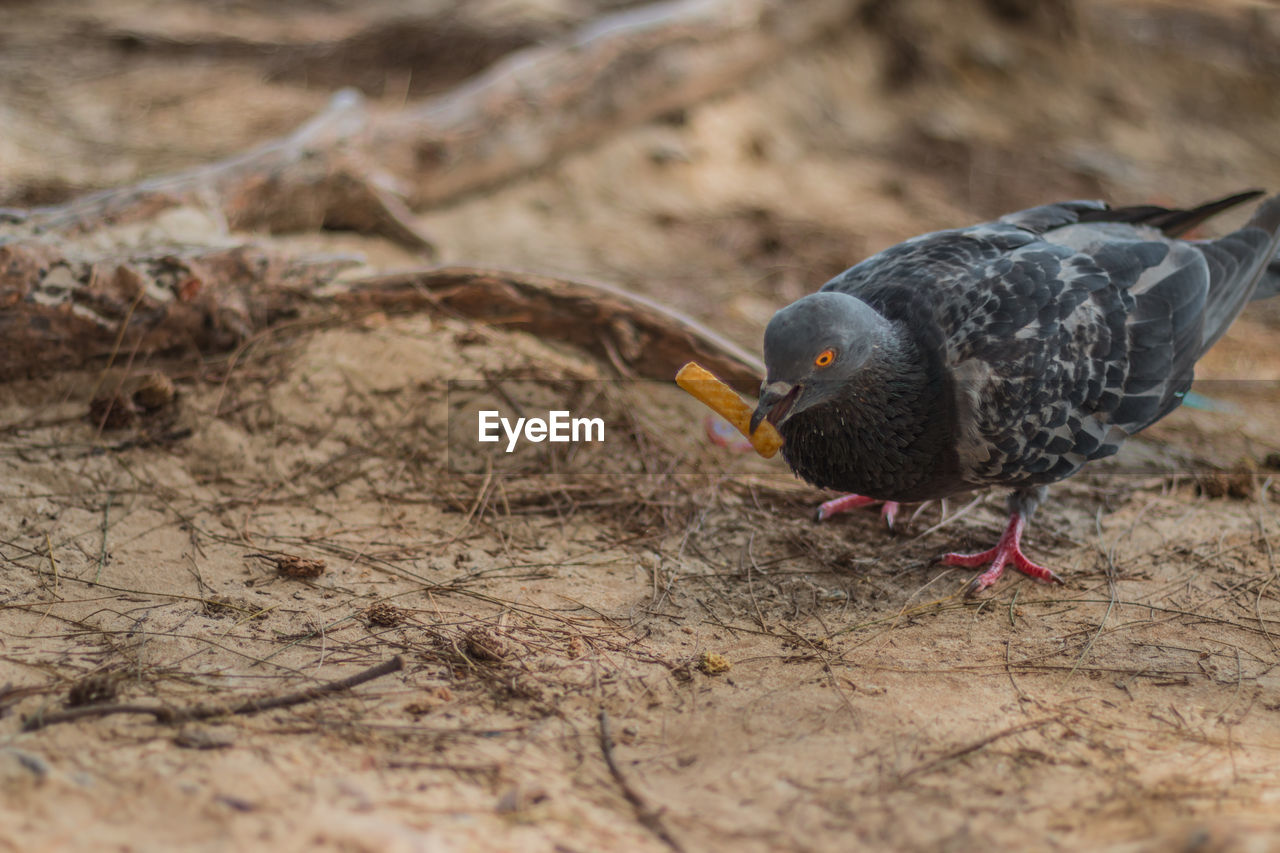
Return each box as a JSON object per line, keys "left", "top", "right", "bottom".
{"left": 1198, "top": 195, "right": 1280, "bottom": 351}
{"left": 997, "top": 200, "right": 1108, "bottom": 234}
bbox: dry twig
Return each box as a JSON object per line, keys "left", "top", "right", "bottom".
{"left": 599, "top": 707, "right": 687, "bottom": 853}
{"left": 21, "top": 655, "right": 403, "bottom": 732}
{"left": 895, "top": 717, "right": 1059, "bottom": 783}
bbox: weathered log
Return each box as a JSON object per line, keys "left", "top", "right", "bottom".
{"left": 7, "top": 0, "right": 858, "bottom": 248}
{"left": 0, "top": 240, "right": 359, "bottom": 380}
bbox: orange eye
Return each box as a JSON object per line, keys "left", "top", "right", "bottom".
{"left": 814, "top": 349, "right": 835, "bottom": 368}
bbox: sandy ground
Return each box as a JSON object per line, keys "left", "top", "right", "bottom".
{"left": 3, "top": 1, "right": 1280, "bottom": 850}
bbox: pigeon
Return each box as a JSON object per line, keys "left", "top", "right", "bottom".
{"left": 749, "top": 191, "right": 1280, "bottom": 592}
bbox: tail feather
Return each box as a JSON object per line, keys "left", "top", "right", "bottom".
{"left": 1079, "top": 189, "right": 1266, "bottom": 237}
{"left": 1251, "top": 257, "right": 1280, "bottom": 302}
{"left": 1200, "top": 194, "right": 1280, "bottom": 355}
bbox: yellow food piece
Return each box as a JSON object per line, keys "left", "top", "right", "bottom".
{"left": 675, "top": 362, "right": 783, "bottom": 459}
{"left": 699, "top": 651, "right": 732, "bottom": 675}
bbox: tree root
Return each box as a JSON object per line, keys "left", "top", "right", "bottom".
{"left": 333, "top": 267, "right": 765, "bottom": 388}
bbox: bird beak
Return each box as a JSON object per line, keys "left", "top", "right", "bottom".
{"left": 750, "top": 381, "right": 801, "bottom": 434}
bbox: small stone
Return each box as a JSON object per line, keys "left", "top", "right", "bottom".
{"left": 404, "top": 686, "right": 454, "bottom": 718}
{"left": 216, "top": 794, "right": 256, "bottom": 812}
{"left": 0, "top": 749, "right": 49, "bottom": 788}
{"left": 496, "top": 784, "right": 548, "bottom": 814}
{"left": 1198, "top": 461, "right": 1256, "bottom": 500}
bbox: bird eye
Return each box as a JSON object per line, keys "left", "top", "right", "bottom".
{"left": 814, "top": 349, "right": 836, "bottom": 368}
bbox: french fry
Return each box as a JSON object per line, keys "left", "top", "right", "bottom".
{"left": 676, "top": 362, "right": 783, "bottom": 459}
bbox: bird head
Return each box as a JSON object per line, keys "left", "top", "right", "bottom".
{"left": 750, "top": 292, "right": 888, "bottom": 435}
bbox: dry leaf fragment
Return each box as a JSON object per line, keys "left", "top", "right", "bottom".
{"left": 253, "top": 553, "right": 327, "bottom": 578}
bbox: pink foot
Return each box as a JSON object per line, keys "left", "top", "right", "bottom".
{"left": 942, "top": 513, "right": 1063, "bottom": 594}
{"left": 816, "top": 494, "right": 901, "bottom": 530}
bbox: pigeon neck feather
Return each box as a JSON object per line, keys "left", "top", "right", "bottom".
{"left": 778, "top": 324, "right": 957, "bottom": 501}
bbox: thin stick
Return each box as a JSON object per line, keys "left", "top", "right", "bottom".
{"left": 21, "top": 656, "right": 403, "bottom": 732}
{"left": 95, "top": 493, "right": 112, "bottom": 583}
{"left": 896, "top": 717, "right": 1058, "bottom": 782}
{"left": 598, "top": 708, "right": 686, "bottom": 853}
{"left": 911, "top": 493, "right": 986, "bottom": 542}
{"left": 44, "top": 532, "right": 60, "bottom": 598}
{"left": 1070, "top": 508, "right": 1120, "bottom": 677}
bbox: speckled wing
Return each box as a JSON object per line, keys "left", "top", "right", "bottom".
{"left": 821, "top": 196, "right": 1280, "bottom": 489}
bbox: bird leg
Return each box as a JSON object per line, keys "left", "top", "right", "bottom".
{"left": 815, "top": 494, "right": 900, "bottom": 530}
{"left": 942, "top": 512, "right": 1062, "bottom": 594}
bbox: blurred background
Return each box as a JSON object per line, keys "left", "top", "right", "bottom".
{"left": 4, "top": 0, "right": 1279, "bottom": 350}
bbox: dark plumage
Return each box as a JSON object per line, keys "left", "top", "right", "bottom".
{"left": 750, "top": 191, "right": 1280, "bottom": 592}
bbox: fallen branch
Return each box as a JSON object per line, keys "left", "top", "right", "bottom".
{"left": 3, "top": 0, "right": 849, "bottom": 381}
{"left": 375, "top": 0, "right": 862, "bottom": 209}
{"left": 20, "top": 655, "right": 404, "bottom": 732}
{"left": 334, "top": 267, "right": 765, "bottom": 388}
{"left": 11, "top": 89, "right": 432, "bottom": 247}
{"left": 100, "top": 13, "right": 549, "bottom": 99}
{"left": 7, "top": 0, "right": 858, "bottom": 246}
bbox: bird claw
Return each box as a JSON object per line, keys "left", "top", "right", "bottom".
{"left": 815, "top": 494, "right": 899, "bottom": 531}
{"left": 941, "top": 512, "right": 1063, "bottom": 594}
{"left": 949, "top": 551, "right": 1062, "bottom": 595}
